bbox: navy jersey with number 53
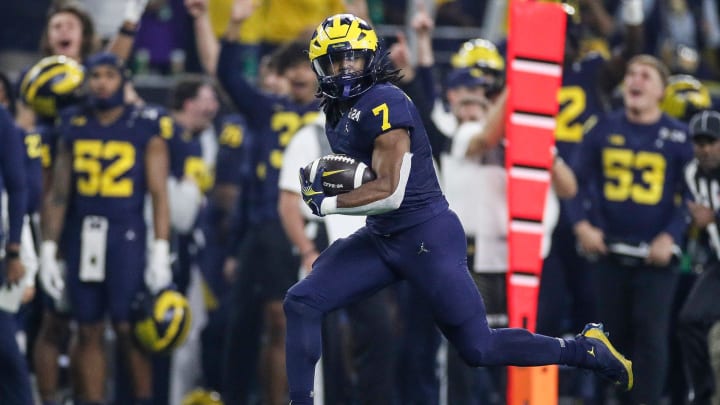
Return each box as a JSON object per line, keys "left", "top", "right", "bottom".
{"left": 569, "top": 110, "right": 693, "bottom": 244}
{"left": 326, "top": 83, "right": 448, "bottom": 234}
{"left": 57, "top": 105, "right": 163, "bottom": 221}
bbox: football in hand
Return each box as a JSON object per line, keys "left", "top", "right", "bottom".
{"left": 304, "top": 154, "right": 377, "bottom": 196}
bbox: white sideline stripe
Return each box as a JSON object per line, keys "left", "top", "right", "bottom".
{"left": 511, "top": 59, "right": 562, "bottom": 77}
{"left": 509, "top": 273, "right": 540, "bottom": 287}
{"left": 510, "top": 113, "right": 556, "bottom": 130}
{"left": 510, "top": 167, "right": 551, "bottom": 182}
{"left": 510, "top": 220, "right": 544, "bottom": 234}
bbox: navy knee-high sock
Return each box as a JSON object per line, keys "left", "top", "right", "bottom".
{"left": 284, "top": 295, "right": 324, "bottom": 405}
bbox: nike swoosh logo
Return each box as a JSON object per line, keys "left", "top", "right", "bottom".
{"left": 303, "top": 189, "right": 323, "bottom": 196}
{"left": 322, "top": 169, "right": 349, "bottom": 177}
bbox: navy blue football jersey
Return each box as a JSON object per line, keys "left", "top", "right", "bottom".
{"left": 164, "top": 117, "right": 211, "bottom": 193}
{"left": 556, "top": 53, "right": 607, "bottom": 160}
{"left": 569, "top": 110, "right": 693, "bottom": 244}
{"left": 215, "top": 114, "right": 251, "bottom": 187}
{"left": 218, "top": 42, "right": 321, "bottom": 223}
{"left": 326, "top": 83, "right": 448, "bottom": 234}
{"left": 21, "top": 124, "right": 51, "bottom": 214}
{"left": 249, "top": 103, "right": 320, "bottom": 222}
{"left": 57, "top": 105, "right": 164, "bottom": 221}
{"left": 214, "top": 115, "right": 255, "bottom": 253}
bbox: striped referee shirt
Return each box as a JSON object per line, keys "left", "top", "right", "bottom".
{"left": 685, "top": 159, "right": 720, "bottom": 259}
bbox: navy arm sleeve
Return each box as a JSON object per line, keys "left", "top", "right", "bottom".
{"left": 399, "top": 75, "right": 446, "bottom": 162}
{"left": 663, "top": 144, "right": 693, "bottom": 242}
{"left": 0, "top": 108, "right": 27, "bottom": 244}
{"left": 217, "top": 40, "right": 274, "bottom": 129}
{"left": 415, "top": 66, "right": 437, "bottom": 104}
{"left": 215, "top": 118, "right": 247, "bottom": 186}
{"left": 566, "top": 126, "right": 601, "bottom": 227}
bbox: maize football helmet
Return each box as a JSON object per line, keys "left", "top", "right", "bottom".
{"left": 451, "top": 39, "right": 505, "bottom": 72}
{"left": 181, "top": 389, "right": 224, "bottom": 405}
{"left": 131, "top": 289, "right": 192, "bottom": 355}
{"left": 20, "top": 55, "right": 85, "bottom": 119}
{"left": 308, "top": 14, "right": 379, "bottom": 100}
{"left": 661, "top": 75, "right": 712, "bottom": 122}
{"left": 450, "top": 39, "right": 505, "bottom": 96}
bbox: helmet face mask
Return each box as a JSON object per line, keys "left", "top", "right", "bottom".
{"left": 309, "top": 14, "right": 379, "bottom": 100}
{"left": 311, "top": 49, "right": 373, "bottom": 78}
{"left": 313, "top": 49, "right": 375, "bottom": 100}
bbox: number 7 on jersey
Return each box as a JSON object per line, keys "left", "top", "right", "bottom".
{"left": 372, "top": 103, "right": 391, "bottom": 131}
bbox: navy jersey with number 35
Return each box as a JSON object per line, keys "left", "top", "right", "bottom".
{"left": 326, "top": 83, "right": 448, "bottom": 234}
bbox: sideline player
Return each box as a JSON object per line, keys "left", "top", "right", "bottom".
{"left": 40, "top": 52, "right": 171, "bottom": 404}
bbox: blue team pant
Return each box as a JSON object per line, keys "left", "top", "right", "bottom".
{"left": 284, "top": 209, "right": 566, "bottom": 403}
{"left": 62, "top": 218, "right": 147, "bottom": 323}
{"left": 0, "top": 309, "right": 33, "bottom": 404}
{"left": 395, "top": 281, "right": 442, "bottom": 405}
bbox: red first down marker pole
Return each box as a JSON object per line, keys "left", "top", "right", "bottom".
{"left": 505, "top": 0, "right": 566, "bottom": 403}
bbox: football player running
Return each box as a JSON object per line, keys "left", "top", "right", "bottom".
{"left": 287, "top": 14, "right": 634, "bottom": 405}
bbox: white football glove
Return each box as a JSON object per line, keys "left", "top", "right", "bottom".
{"left": 145, "top": 239, "right": 172, "bottom": 294}
{"left": 39, "top": 241, "right": 65, "bottom": 301}
{"left": 124, "top": 0, "right": 151, "bottom": 25}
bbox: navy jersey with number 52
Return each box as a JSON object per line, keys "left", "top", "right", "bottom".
{"left": 326, "top": 83, "right": 448, "bottom": 234}
{"left": 57, "top": 105, "right": 163, "bottom": 221}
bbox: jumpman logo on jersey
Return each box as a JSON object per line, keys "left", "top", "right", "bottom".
{"left": 588, "top": 346, "right": 596, "bottom": 357}
{"left": 417, "top": 242, "right": 430, "bottom": 255}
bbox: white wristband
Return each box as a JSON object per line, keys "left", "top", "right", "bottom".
{"left": 622, "top": 0, "right": 644, "bottom": 26}
{"left": 320, "top": 196, "right": 338, "bottom": 215}
{"left": 41, "top": 240, "right": 58, "bottom": 260}
{"left": 152, "top": 239, "right": 170, "bottom": 257}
